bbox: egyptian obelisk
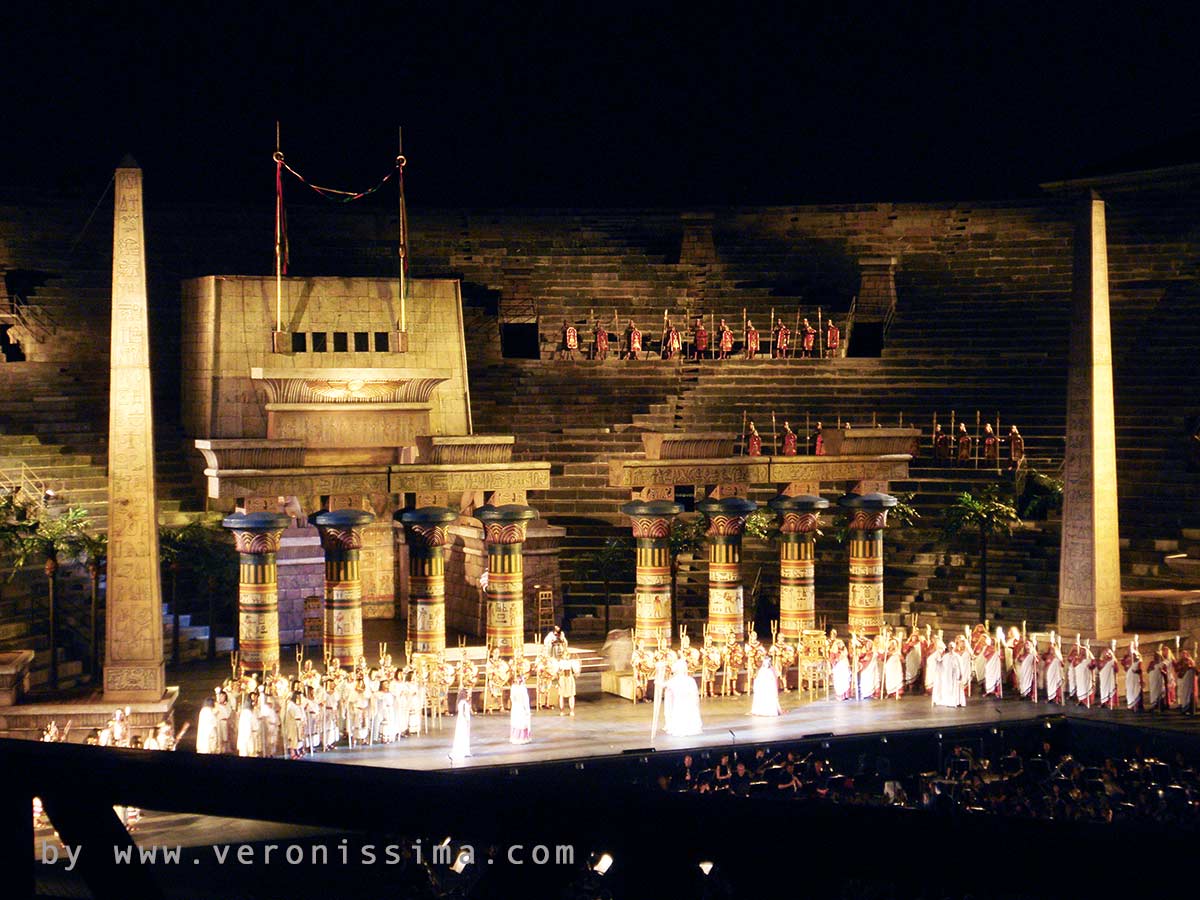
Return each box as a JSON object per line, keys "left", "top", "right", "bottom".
{"left": 103, "top": 159, "right": 166, "bottom": 701}
{"left": 1057, "top": 190, "right": 1122, "bottom": 638}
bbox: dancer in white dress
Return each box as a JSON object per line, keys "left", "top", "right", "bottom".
{"left": 450, "top": 687, "right": 472, "bottom": 760}
{"left": 750, "top": 658, "right": 781, "bottom": 716}
{"left": 932, "top": 637, "right": 967, "bottom": 708}
{"left": 195, "top": 698, "right": 217, "bottom": 754}
{"left": 509, "top": 675, "right": 532, "bottom": 744}
{"left": 663, "top": 659, "right": 703, "bottom": 736}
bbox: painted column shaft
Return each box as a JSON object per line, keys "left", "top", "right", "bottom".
{"left": 779, "top": 533, "right": 815, "bottom": 638}
{"left": 847, "top": 530, "right": 884, "bottom": 635}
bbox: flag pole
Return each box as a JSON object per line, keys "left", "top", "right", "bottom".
{"left": 274, "top": 121, "right": 283, "bottom": 337}
{"left": 397, "top": 126, "right": 409, "bottom": 336}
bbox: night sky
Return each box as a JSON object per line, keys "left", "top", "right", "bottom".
{"left": 3, "top": 5, "right": 1197, "bottom": 208}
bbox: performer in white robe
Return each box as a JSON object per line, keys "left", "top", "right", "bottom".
{"left": 1074, "top": 641, "right": 1096, "bottom": 707}
{"left": 857, "top": 638, "right": 880, "bottom": 700}
{"left": 750, "top": 659, "right": 781, "bottom": 716}
{"left": 450, "top": 687, "right": 472, "bottom": 760}
{"left": 236, "top": 699, "right": 259, "bottom": 757}
{"left": 923, "top": 631, "right": 943, "bottom": 696}
{"left": 1146, "top": 649, "right": 1167, "bottom": 711}
{"left": 509, "top": 676, "right": 533, "bottom": 743}
{"left": 663, "top": 659, "right": 703, "bottom": 735}
{"left": 933, "top": 639, "right": 967, "bottom": 708}
{"left": 829, "top": 639, "right": 852, "bottom": 701}
{"left": 1043, "top": 635, "right": 1064, "bottom": 704}
{"left": 1175, "top": 649, "right": 1196, "bottom": 715}
{"left": 407, "top": 679, "right": 424, "bottom": 736}
{"left": 1122, "top": 639, "right": 1143, "bottom": 711}
{"left": 1097, "top": 641, "right": 1121, "bottom": 709}
{"left": 903, "top": 630, "right": 925, "bottom": 692}
{"left": 196, "top": 698, "right": 217, "bottom": 754}
{"left": 1016, "top": 637, "right": 1038, "bottom": 700}
{"left": 882, "top": 638, "right": 904, "bottom": 699}
{"left": 982, "top": 632, "right": 1004, "bottom": 698}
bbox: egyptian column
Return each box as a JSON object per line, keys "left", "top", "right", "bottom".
{"left": 398, "top": 507, "right": 459, "bottom": 658}
{"left": 478, "top": 504, "right": 539, "bottom": 658}
{"left": 222, "top": 512, "right": 291, "bottom": 672}
{"left": 696, "top": 497, "right": 758, "bottom": 641}
{"left": 621, "top": 500, "right": 684, "bottom": 643}
{"left": 310, "top": 509, "right": 376, "bottom": 665}
{"left": 104, "top": 159, "right": 165, "bottom": 701}
{"left": 839, "top": 492, "right": 897, "bottom": 636}
{"left": 1058, "top": 191, "right": 1122, "bottom": 637}
{"left": 769, "top": 494, "right": 830, "bottom": 639}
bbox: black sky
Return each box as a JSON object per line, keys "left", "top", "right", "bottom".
{"left": 3, "top": 4, "right": 1197, "bottom": 208}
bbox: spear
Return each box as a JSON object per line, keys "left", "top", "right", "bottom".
{"left": 742, "top": 307, "right": 747, "bottom": 357}
{"left": 995, "top": 411, "right": 1002, "bottom": 473}
{"left": 817, "top": 306, "right": 823, "bottom": 358}
{"left": 772, "top": 411, "right": 778, "bottom": 455}
{"left": 805, "top": 411, "right": 811, "bottom": 455}
{"left": 770, "top": 306, "right": 775, "bottom": 356}
{"left": 793, "top": 307, "right": 800, "bottom": 358}
{"left": 974, "top": 410, "right": 981, "bottom": 469}
{"left": 739, "top": 409, "right": 748, "bottom": 455}
{"left": 710, "top": 313, "right": 715, "bottom": 359}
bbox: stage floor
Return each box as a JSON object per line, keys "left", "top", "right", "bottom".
{"left": 297, "top": 690, "right": 1162, "bottom": 771}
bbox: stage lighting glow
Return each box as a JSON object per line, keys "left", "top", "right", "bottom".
{"left": 452, "top": 850, "right": 471, "bottom": 874}
{"left": 592, "top": 853, "right": 613, "bottom": 875}
{"left": 439, "top": 836, "right": 452, "bottom": 847}
{"left": 699, "top": 861, "right": 714, "bottom": 876}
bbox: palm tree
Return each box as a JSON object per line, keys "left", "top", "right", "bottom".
{"left": 8, "top": 505, "right": 91, "bottom": 690}
{"left": 580, "top": 536, "right": 631, "bottom": 634}
{"left": 942, "top": 486, "right": 1020, "bottom": 623}
{"left": 68, "top": 530, "right": 106, "bottom": 680}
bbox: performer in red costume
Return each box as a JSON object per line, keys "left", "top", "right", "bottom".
{"left": 717, "top": 319, "right": 734, "bottom": 360}
{"left": 800, "top": 318, "right": 816, "bottom": 357}
{"left": 781, "top": 421, "right": 797, "bottom": 456}
{"left": 825, "top": 319, "right": 840, "bottom": 358}
{"left": 772, "top": 317, "right": 790, "bottom": 358}
{"left": 592, "top": 319, "right": 610, "bottom": 361}
{"left": 692, "top": 317, "right": 708, "bottom": 360}
{"left": 624, "top": 320, "right": 642, "bottom": 361}
{"left": 744, "top": 320, "right": 759, "bottom": 360}
{"left": 558, "top": 320, "right": 578, "bottom": 360}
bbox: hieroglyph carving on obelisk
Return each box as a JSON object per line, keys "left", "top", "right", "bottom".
{"left": 1057, "top": 191, "right": 1122, "bottom": 638}
{"left": 103, "top": 160, "right": 166, "bottom": 701}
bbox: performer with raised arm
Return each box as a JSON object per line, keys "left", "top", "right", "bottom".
{"left": 1043, "top": 632, "right": 1065, "bottom": 704}
{"left": 902, "top": 627, "right": 925, "bottom": 693}
{"left": 923, "top": 627, "right": 942, "bottom": 696}
{"left": 882, "top": 634, "right": 904, "bottom": 699}
{"left": 932, "top": 635, "right": 967, "bottom": 708}
{"left": 982, "top": 628, "right": 1004, "bottom": 698}
{"left": 558, "top": 320, "right": 579, "bottom": 360}
{"left": 1096, "top": 639, "right": 1121, "bottom": 710}
{"left": 717, "top": 318, "right": 734, "bottom": 360}
{"left": 1147, "top": 643, "right": 1168, "bottom": 711}
{"left": 773, "top": 317, "right": 791, "bottom": 358}
{"left": 856, "top": 633, "right": 881, "bottom": 700}
{"left": 829, "top": 634, "right": 853, "bottom": 700}
{"left": 744, "top": 319, "right": 759, "bottom": 360}
{"left": 1122, "top": 636, "right": 1143, "bottom": 710}
{"left": 661, "top": 318, "right": 682, "bottom": 360}
{"left": 623, "top": 319, "right": 642, "bottom": 361}
{"left": 1074, "top": 638, "right": 1096, "bottom": 708}
{"left": 1175, "top": 646, "right": 1197, "bottom": 715}
{"left": 1015, "top": 632, "right": 1039, "bottom": 701}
